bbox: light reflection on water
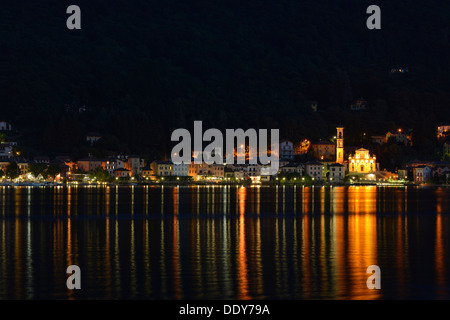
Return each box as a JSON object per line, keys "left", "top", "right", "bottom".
{"left": 0, "top": 185, "right": 449, "bottom": 299}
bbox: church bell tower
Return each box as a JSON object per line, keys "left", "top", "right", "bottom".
{"left": 336, "top": 127, "right": 344, "bottom": 164}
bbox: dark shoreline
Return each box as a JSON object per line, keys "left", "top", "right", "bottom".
{"left": 2, "top": 181, "right": 449, "bottom": 187}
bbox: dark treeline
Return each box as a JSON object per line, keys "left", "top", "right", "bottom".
{"left": 0, "top": 0, "right": 449, "bottom": 161}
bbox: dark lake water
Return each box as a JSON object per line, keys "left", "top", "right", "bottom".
{"left": 0, "top": 185, "right": 450, "bottom": 300}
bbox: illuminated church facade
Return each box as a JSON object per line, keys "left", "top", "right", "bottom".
{"left": 348, "top": 148, "right": 380, "bottom": 173}
{"left": 335, "top": 127, "right": 380, "bottom": 175}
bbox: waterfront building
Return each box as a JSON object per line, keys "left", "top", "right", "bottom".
{"left": 413, "top": 165, "right": 432, "bottom": 183}
{"left": 280, "top": 163, "right": 303, "bottom": 175}
{"left": 150, "top": 160, "right": 174, "bottom": 177}
{"left": 305, "top": 161, "right": 324, "bottom": 181}
{"left": 103, "top": 158, "right": 125, "bottom": 175}
{"left": 142, "top": 167, "right": 156, "bottom": 180}
{"left": 113, "top": 168, "right": 131, "bottom": 179}
{"left": 173, "top": 162, "right": 189, "bottom": 176}
{"left": 125, "top": 155, "right": 144, "bottom": 176}
{"left": 329, "top": 163, "right": 345, "bottom": 182}
{"left": 77, "top": 157, "right": 103, "bottom": 173}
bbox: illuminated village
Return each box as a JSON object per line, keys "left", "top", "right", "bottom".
{"left": 0, "top": 119, "right": 449, "bottom": 185}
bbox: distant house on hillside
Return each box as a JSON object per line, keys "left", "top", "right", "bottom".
{"left": 386, "top": 129, "right": 413, "bottom": 146}
{"left": 390, "top": 67, "right": 409, "bottom": 74}
{"left": 0, "top": 121, "right": 12, "bottom": 131}
{"left": 350, "top": 98, "right": 368, "bottom": 111}
{"left": 0, "top": 144, "right": 12, "bottom": 158}
{"left": 33, "top": 156, "right": 50, "bottom": 164}
{"left": 279, "top": 140, "right": 294, "bottom": 161}
{"left": 86, "top": 132, "right": 102, "bottom": 146}
{"left": 371, "top": 136, "right": 386, "bottom": 145}
{"left": 65, "top": 104, "right": 88, "bottom": 113}
{"left": 310, "top": 140, "right": 336, "bottom": 161}
{"left": 437, "top": 125, "right": 450, "bottom": 139}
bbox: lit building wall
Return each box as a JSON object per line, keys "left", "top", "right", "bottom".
{"left": 348, "top": 148, "right": 379, "bottom": 173}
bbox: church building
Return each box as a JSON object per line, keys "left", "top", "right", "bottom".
{"left": 348, "top": 148, "right": 380, "bottom": 173}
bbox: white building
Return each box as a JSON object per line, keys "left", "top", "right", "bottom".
{"left": 305, "top": 161, "right": 324, "bottom": 181}
{"left": 260, "top": 164, "right": 273, "bottom": 181}
{"left": 413, "top": 165, "right": 432, "bottom": 183}
{"left": 246, "top": 164, "right": 260, "bottom": 177}
{"left": 280, "top": 163, "right": 302, "bottom": 175}
{"left": 104, "top": 158, "right": 125, "bottom": 175}
{"left": 329, "top": 163, "right": 345, "bottom": 182}
{"left": 173, "top": 163, "right": 189, "bottom": 176}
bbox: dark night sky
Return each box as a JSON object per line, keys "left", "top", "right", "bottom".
{"left": 0, "top": 0, "right": 449, "bottom": 159}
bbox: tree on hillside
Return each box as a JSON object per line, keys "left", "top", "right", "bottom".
{"left": 28, "top": 163, "right": 48, "bottom": 178}
{"left": 88, "top": 167, "right": 112, "bottom": 182}
{"left": 46, "top": 164, "right": 62, "bottom": 179}
{"left": 5, "top": 162, "right": 19, "bottom": 179}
